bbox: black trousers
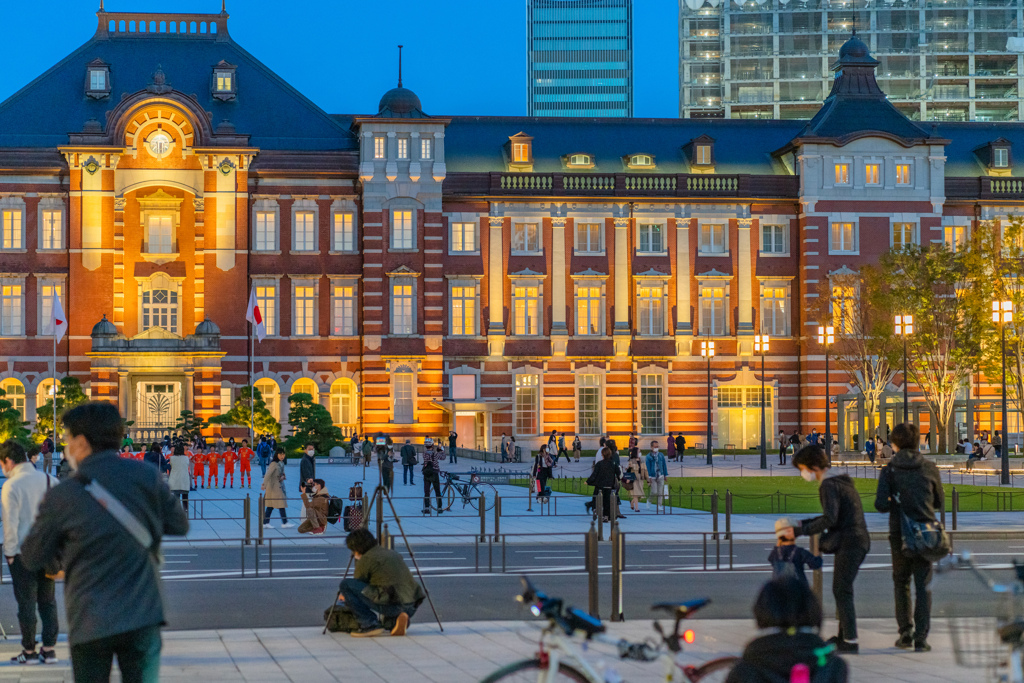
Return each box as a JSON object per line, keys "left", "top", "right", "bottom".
{"left": 779, "top": 447, "right": 787, "bottom": 465}
{"left": 71, "top": 624, "right": 161, "bottom": 683}
{"left": 891, "top": 540, "right": 933, "bottom": 641}
{"left": 423, "top": 472, "right": 442, "bottom": 511}
{"left": 832, "top": 544, "right": 868, "bottom": 641}
{"left": 9, "top": 555, "right": 58, "bottom": 652}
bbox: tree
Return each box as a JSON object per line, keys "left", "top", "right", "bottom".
{"left": 283, "top": 392, "right": 342, "bottom": 457}
{"left": 806, "top": 268, "right": 899, "bottom": 444}
{"left": 34, "top": 377, "right": 89, "bottom": 445}
{"left": 869, "top": 242, "right": 991, "bottom": 453}
{"left": 175, "top": 410, "right": 207, "bottom": 442}
{"left": 208, "top": 385, "right": 280, "bottom": 437}
{"left": 0, "top": 388, "right": 30, "bottom": 445}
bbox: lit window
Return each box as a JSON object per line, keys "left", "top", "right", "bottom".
{"left": 695, "top": 145, "right": 711, "bottom": 165}
{"left": 392, "top": 282, "right": 414, "bottom": 335}
{"left": 0, "top": 283, "right": 24, "bottom": 336}
{"left": 896, "top": 164, "right": 911, "bottom": 185}
{"left": 638, "top": 223, "right": 664, "bottom": 253}
{"left": 638, "top": 285, "right": 665, "bottom": 336}
{"left": 254, "top": 211, "right": 276, "bottom": 251}
{"left": 512, "top": 222, "right": 540, "bottom": 252}
{"left": 761, "top": 286, "right": 788, "bottom": 336}
{"left": 576, "top": 286, "right": 602, "bottom": 335}
{"left": 40, "top": 209, "right": 62, "bottom": 249}
{"left": 761, "top": 224, "right": 786, "bottom": 254}
{"left": 995, "top": 148, "right": 1009, "bottom": 168}
{"left": 142, "top": 288, "right": 178, "bottom": 334}
{"left": 397, "top": 138, "right": 409, "bottom": 160}
{"left": 39, "top": 282, "right": 64, "bottom": 335}
{"left": 293, "top": 285, "right": 316, "bottom": 336}
{"left": 421, "top": 137, "right": 432, "bottom": 159}
{"left": 2, "top": 210, "right": 24, "bottom": 250}
{"left": 333, "top": 212, "right": 355, "bottom": 252}
{"left": 392, "top": 210, "right": 414, "bottom": 249}
{"left": 575, "top": 222, "right": 602, "bottom": 252}
{"left": 830, "top": 222, "right": 857, "bottom": 253}
{"left": 330, "top": 379, "right": 355, "bottom": 425}
{"left": 699, "top": 286, "right": 727, "bottom": 336}
{"left": 220, "top": 387, "right": 232, "bottom": 413}
{"left": 831, "top": 285, "right": 857, "bottom": 334}
{"left": 513, "top": 142, "right": 531, "bottom": 163}
{"left": 451, "top": 222, "right": 477, "bottom": 252}
{"left": 0, "top": 379, "right": 25, "bottom": 420}
{"left": 332, "top": 284, "right": 356, "bottom": 336}
{"left": 835, "top": 163, "right": 849, "bottom": 184}
{"left": 892, "top": 222, "right": 916, "bottom": 249}
{"left": 293, "top": 211, "right": 316, "bottom": 251}
{"left": 374, "top": 136, "right": 386, "bottom": 159}
{"left": 394, "top": 370, "right": 415, "bottom": 423}
{"left": 944, "top": 225, "right": 967, "bottom": 252}
{"left": 256, "top": 285, "right": 277, "bottom": 336}
{"left": 513, "top": 286, "right": 540, "bottom": 336}
{"left": 578, "top": 375, "right": 601, "bottom": 435}
{"left": 640, "top": 375, "right": 664, "bottom": 435}
{"left": 254, "top": 379, "right": 279, "bottom": 420}
{"left": 865, "top": 164, "right": 879, "bottom": 185}
{"left": 569, "top": 153, "right": 591, "bottom": 166}
{"left": 515, "top": 374, "right": 539, "bottom": 435}
{"left": 147, "top": 215, "right": 173, "bottom": 253}
{"left": 215, "top": 72, "right": 232, "bottom": 92}
{"left": 451, "top": 285, "right": 477, "bottom": 336}
{"left": 699, "top": 223, "right": 726, "bottom": 254}
{"left": 630, "top": 154, "right": 654, "bottom": 167}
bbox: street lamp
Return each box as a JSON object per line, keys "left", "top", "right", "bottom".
{"left": 994, "top": 300, "right": 1013, "bottom": 485}
{"left": 818, "top": 325, "right": 835, "bottom": 463}
{"left": 754, "top": 334, "right": 770, "bottom": 470}
{"left": 701, "top": 339, "right": 715, "bottom": 466}
{"left": 895, "top": 314, "right": 914, "bottom": 424}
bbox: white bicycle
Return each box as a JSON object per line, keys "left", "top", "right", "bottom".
{"left": 481, "top": 578, "right": 738, "bottom": 682}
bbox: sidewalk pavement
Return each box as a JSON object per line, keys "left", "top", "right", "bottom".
{"left": 0, "top": 617, "right": 971, "bottom": 682}
{"left": 172, "top": 454, "right": 1024, "bottom": 547}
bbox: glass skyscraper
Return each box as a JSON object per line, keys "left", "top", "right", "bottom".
{"left": 527, "top": 0, "right": 634, "bottom": 117}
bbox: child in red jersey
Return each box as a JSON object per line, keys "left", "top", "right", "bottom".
{"left": 206, "top": 449, "right": 220, "bottom": 489}
{"left": 193, "top": 445, "right": 207, "bottom": 489}
{"left": 238, "top": 439, "right": 255, "bottom": 488}
{"left": 222, "top": 448, "right": 236, "bottom": 488}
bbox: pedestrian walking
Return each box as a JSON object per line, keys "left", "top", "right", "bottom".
{"left": 624, "top": 451, "right": 647, "bottom": 512}
{"left": 992, "top": 429, "right": 1003, "bottom": 459}
{"left": 644, "top": 441, "right": 668, "bottom": 510}
{"left": 500, "top": 433, "right": 510, "bottom": 463}
{"left": 534, "top": 444, "right": 554, "bottom": 493}
{"left": 400, "top": 439, "right": 417, "bottom": 485}
{"left": 40, "top": 436, "right": 54, "bottom": 475}
{"left": 421, "top": 445, "right": 446, "bottom": 514}
{"left": 768, "top": 517, "right": 822, "bottom": 584}
{"left": 557, "top": 432, "right": 567, "bottom": 464}
{"left": 874, "top": 423, "right": 944, "bottom": 653}
{"left": 261, "top": 448, "right": 292, "bottom": 528}
{"left": 665, "top": 432, "right": 676, "bottom": 461}
{"left": 361, "top": 436, "right": 373, "bottom": 466}
{"left": 572, "top": 435, "right": 582, "bottom": 462}
{"left": 675, "top": 433, "right": 686, "bottom": 458}
{"left": 792, "top": 444, "right": 870, "bottom": 653}
{"left": 586, "top": 447, "right": 619, "bottom": 522}
{"left": 256, "top": 436, "right": 272, "bottom": 477}
{"left": 448, "top": 430, "right": 458, "bottom": 465}
{"left": 0, "top": 440, "right": 59, "bottom": 665}
{"left": 777, "top": 429, "right": 788, "bottom": 465}
{"left": 20, "top": 401, "right": 189, "bottom": 682}
{"left": 168, "top": 444, "right": 191, "bottom": 513}
{"left": 379, "top": 446, "right": 396, "bottom": 494}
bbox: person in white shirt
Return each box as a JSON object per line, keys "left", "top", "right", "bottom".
{"left": 0, "top": 440, "right": 59, "bottom": 664}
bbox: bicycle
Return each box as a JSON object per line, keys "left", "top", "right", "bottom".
{"left": 941, "top": 550, "right": 1024, "bottom": 682}
{"left": 427, "top": 470, "right": 497, "bottom": 512}
{"left": 481, "top": 577, "right": 738, "bottom": 682}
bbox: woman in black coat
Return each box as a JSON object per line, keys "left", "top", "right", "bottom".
{"left": 792, "top": 444, "right": 870, "bottom": 654}
{"left": 587, "top": 447, "right": 619, "bottom": 522}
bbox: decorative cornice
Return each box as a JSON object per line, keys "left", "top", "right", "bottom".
{"left": 488, "top": 217, "right": 504, "bottom": 228}
{"left": 508, "top": 268, "right": 546, "bottom": 278}
{"left": 551, "top": 217, "right": 566, "bottom": 228}
{"left": 614, "top": 217, "right": 629, "bottom": 229}
{"left": 696, "top": 268, "right": 733, "bottom": 280}
{"left": 633, "top": 268, "right": 670, "bottom": 280}
{"left": 386, "top": 265, "right": 421, "bottom": 278}
{"left": 570, "top": 268, "right": 609, "bottom": 279}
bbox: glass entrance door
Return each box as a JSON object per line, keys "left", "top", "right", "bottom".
{"left": 717, "top": 386, "right": 774, "bottom": 449}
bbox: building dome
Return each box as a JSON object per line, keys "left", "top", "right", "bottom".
{"left": 836, "top": 34, "right": 877, "bottom": 65}
{"left": 377, "top": 86, "right": 426, "bottom": 118}
{"left": 194, "top": 317, "right": 220, "bottom": 336}
{"left": 91, "top": 314, "right": 118, "bottom": 337}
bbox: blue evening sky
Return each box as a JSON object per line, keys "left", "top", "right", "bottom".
{"left": 4, "top": 0, "right": 679, "bottom": 118}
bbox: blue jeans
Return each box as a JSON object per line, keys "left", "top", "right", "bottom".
{"left": 71, "top": 624, "right": 161, "bottom": 683}
{"left": 259, "top": 459, "right": 268, "bottom": 476}
{"left": 338, "top": 579, "right": 417, "bottom": 629}
{"left": 403, "top": 463, "right": 415, "bottom": 485}
{"left": 449, "top": 446, "right": 457, "bottom": 464}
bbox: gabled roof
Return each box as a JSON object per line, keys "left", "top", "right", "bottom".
{"left": 0, "top": 10, "right": 354, "bottom": 151}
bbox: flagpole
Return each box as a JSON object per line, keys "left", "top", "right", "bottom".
{"left": 249, "top": 330, "right": 255, "bottom": 443}
{"left": 52, "top": 331, "right": 57, "bottom": 455}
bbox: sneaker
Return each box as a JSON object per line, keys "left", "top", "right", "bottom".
{"left": 835, "top": 640, "right": 859, "bottom": 654}
{"left": 281, "top": 522, "right": 295, "bottom": 528}
{"left": 391, "top": 612, "right": 409, "bottom": 636}
{"left": 895, "top": 633, "right": 913, "bottom": 650}
{"left": 39, "top": 650, "right": 57, "bottom": 665}
{"left": 914, "top": 641, "right": 931, "bottom": 653}
{"left": 263, "top": 524, "right": 274, "bottom": 529}
{"left": 11, "top": 651, "right": 38, "bottom": 665}
{"left": 351, "top": 625, "right": 384, "bottom": 638}
{"left": 312, "top": 526, "right": 326, "bottom": 535}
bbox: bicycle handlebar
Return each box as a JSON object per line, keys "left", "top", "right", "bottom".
{"left": 938, "top": 551, "right": 1022, "bottom": 595}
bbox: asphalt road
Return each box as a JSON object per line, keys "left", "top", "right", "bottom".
{"left": 0, "top": 540, "right": 1017, "bottom": 632}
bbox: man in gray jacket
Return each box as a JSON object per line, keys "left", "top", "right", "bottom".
{"left": 21, "top": 401, "right": 189, "bottom": 682}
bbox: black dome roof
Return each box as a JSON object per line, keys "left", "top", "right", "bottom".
{"left": 836, "top": 34, "right": 877, "bottom": 65}
{"left": 377, "top": 86, "right": 427, "bottom": 119}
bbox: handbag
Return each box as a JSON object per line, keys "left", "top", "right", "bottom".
{"left": 621, "top": 470, "right": 636, "bottom": 491}
{"left": 887, "top": 467, "right": 951, "bottom": 561}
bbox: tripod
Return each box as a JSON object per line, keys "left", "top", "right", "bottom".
{"left": 323, "top": 477, "right": 444, "bottom": 634}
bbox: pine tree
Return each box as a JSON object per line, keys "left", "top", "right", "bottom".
{"left": 0, "top": 388, "right": 30, "bottom": 445}
{"left": 175, "top": 410, "right": 207, "bottom": 442}
{"left": 208, "top": 385, "right": 280, "bottom": 437}
{"left": 34, "top": 377, "right": 89, "bottom": 445}
{"left": 283, "top": 392, "right": 342, "bottom": 457}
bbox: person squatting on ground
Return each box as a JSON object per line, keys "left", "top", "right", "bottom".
{"left": 768, "top": 517, "right": 822, "bottom": 584}
{"left": 261, "top": 448, "right": 292, "bottom": 528}
{"left": 299, "top": 479, "right": 329, "bottom": 535}
{"left": 0, "top": 440, "right": 59, "bottom": 665}
{"left": 725, "top": 577, "right": 848, "bottom": 683}
{"left": 792, "top": 444, "right": 870, "bottom": 654}
{"left": 21, "top": 401, "right": 189, "bottom": 683}
{"left": 335, "top": 529, "right": 426, "bottom": 637}
{"left": 874, "top": 422, "right": 944, "bottom": 653}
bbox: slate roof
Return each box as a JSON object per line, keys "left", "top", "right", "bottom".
{"left": 0, "top": 17, "right": 354, "bottom": 151}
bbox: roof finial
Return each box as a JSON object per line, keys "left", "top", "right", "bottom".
{"left": 222, "top": 0, "right": 226, "bottom": 12}
{"left": 99, "top": 0, "right": 104, "bottom": 9}
{"left": 397, "top": 44, "right": 403, "bottom": 88}
{"left": 852, "top": 13, "right": 857, "bottom": 36}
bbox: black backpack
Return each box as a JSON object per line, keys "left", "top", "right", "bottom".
{"left": 326, "top": 497, "right": 344, "bottom": 525}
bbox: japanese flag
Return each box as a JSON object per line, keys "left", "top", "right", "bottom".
{"left": 246, "top": 286, "right": 266, "bottom": 342}
{"left": 51, "top": 293, "right": 68, "bottom": 344}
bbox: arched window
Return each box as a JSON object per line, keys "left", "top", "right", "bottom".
{"left": 291, "top": 378, "right": 319, "bottom": 405}
{"left": 329, "top": 379, "right": 356, "bottom": 425}
{"left": 36, "top": 379, "right": 55, "bottom": 414}
{"left": 254, "top": 379, "right": 279, "bottom": 421}
{"left": 0, "top": 379, "right": 25, "bottom": 420}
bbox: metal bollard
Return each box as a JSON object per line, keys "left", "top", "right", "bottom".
{"left": 725, "top": 490, "right": 732, "bottom": 540}
{"left": 527, "top": 487, "right": 533, "bottom": 512}
{"left": 257, "top": 494, "right": 265, "bottom": 545}
{"left": 494, "top": 495, "right": 501, "bottom": 543}
{"left": 586, "top": 524, "right": 600, "bottom": 618}
{"left": 376, "top": 488, "right": 384, "bottom": 539}
{"left": 244, "top": 495, "right": 251, "bottom": 545}
{"left": 711, "top": 490, "right": 719, "bottom": 539}
{"left": 479, "top": 494, "right": 486, "bottom": 542}
{"left": 362, "top": 493, "right": 369, "bottom": 528}
{"left": 952, "top": 488, "right": 958, "bottom": 531}
{"left": 940, "top": 490, "right": 946, "bottom": 530}
{"left": 596, "top": 493, "right": 604, "bottom": 541}
{"left": 810, "top": 534, "right": 823, "bottom": 605}
{"left": 610, "top": 524, "right": 622, "bottom": 622}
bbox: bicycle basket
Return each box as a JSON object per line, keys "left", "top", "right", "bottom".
{"left": 947, "top": 590, "right": 1023, "bottom": 673}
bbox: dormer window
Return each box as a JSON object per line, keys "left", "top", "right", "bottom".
{"left": 695, "top": 145, "right": 711, "bottom": 165}
{"left": 975, "top": 138, "right": 1012, "bottom": 174}
{"left": 628, "top": 154, "right": 655, "bottom": 169}
{"left": 508, "top": 132, "right": 534, "bottom": 171}
{"left": 995, "top": 147, "right": 1009, "bottom": 168}
{"left": 513, "top": 143, "right": 530, "bottom": 163}
{"left": 211, "top": 61, "right": 237, "bottom": 101}
{"left": 567, "top": 153, "right": 593, "bottom": 169}
{"left": 85, "top": 59, "right": 110, "bottom": 99}
{"left": 687, "top": 135, "right": 715, "bottom": 173}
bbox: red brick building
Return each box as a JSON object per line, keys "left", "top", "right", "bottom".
{"left": 0, "top": 9, "right": 1019, "bottom": 451}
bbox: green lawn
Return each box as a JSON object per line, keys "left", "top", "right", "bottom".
{"left": 512, "top": 475, "right": 1024, "bottom": 514}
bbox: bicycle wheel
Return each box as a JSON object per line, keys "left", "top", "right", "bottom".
{"left": 429, "top": 484, "right": 456, "bottom": 512}
{"left": 468, "top": 483, "right": 498, "bottom": 511}
{"left": 685, "top": 656, "right": 739, "bottom": 683}
{"left": 481, "top": 658, "right": 591, "bottom": 682}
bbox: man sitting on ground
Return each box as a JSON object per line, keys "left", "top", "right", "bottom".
{"left": 298, "top": 479, "right": 329, "bottom": 535}
{"left": 337, "top": 528, "right": 425, "bottom": 637}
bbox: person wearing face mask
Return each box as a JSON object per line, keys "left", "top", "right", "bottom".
{"left": 299, "top": 479, "right": 330, "bottom": 535}
{"left": 299, "top": 443, "right": 317, "bottom": 522}
{"left": 644, "top": 441, "right": 668, "bottom": 511}
{"left": 792, "top": 444, "right": 870, "bottom": 654}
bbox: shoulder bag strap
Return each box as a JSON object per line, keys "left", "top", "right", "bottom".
{"left": 886, "top": 465, "right": 902, "bottom": 506}
{"left": 77, "top": 476, "right": 154, "bottom": 552}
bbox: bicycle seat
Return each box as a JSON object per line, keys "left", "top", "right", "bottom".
{"left": 999, "top": 620, "right": 1024, "bottom": 646}
{"left": 561, "top": 607, "right": 606, "bottom": 638}
{"left": 651, "top": 599, "right": 711, "bottom": 619}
